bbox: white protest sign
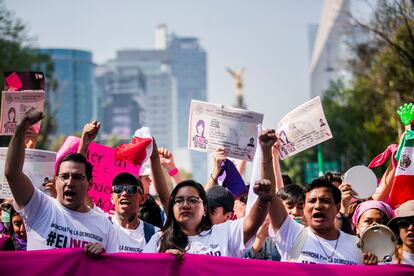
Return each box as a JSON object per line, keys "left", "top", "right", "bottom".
{"left": 0, "top": 148, "right": 56, "bottom": 199}
{"left": 0, "top": 91, "right": 45, "bottom": 135}
{"left": 276, "top": 96, "right": 332, "bottom": 159}
{"left": 188, "top": 100, "right": 264, "bottom": 161}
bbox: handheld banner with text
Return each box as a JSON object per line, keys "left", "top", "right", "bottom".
{"left": 0, "top": 148, "right": 56, "bottom": 199}
{"left": 188, "top": 100, "right": 264, "bottom": 161}
{"left": 276, "top": 97, "right": 332, "bottom": 159}
{"left": 0, "top": 91, "right": 45, "bottom": 135}
{"left": 56, "top": 136, "right": 141, "bottom": 213}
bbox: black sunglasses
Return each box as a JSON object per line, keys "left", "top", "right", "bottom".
{"left": 112, "top": 185, "right": 141, "bottom": 195}
{"left": 397, "top": 218, "right": 414, "bottom": 229}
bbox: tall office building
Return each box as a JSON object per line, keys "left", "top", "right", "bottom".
{"left": 310, "top": 0, "right": 372, "bottom": 99}
{"left": 39, "top": 48, "right": 94, "bottom": 135}
{"left": 95, "top": 65, "right": 147, "bottom": 142}
{"left": 102, "top": 26, "right": 208, "bottom": 182}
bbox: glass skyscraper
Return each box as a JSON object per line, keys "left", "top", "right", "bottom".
{"left": 39, "top": 48, "right": 94, "bottom": 136}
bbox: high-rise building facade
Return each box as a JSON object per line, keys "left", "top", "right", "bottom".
{"left": 39, "top": 48, "right": 94, "bottom": 135}
{"left": 309, "top": 0, "right": 371, "bottom": 99}
{"left": 99, "top": 26, "right": 208, "bottom": 182}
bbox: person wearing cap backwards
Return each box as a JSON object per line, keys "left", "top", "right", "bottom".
{"left": 388, "top": 200, "right": 414, "bottom": 265}
{"left": 206, "top": 186, "right": 234, "bottom": 225}
{"left": 111, "top": 172, "right": 159, "bottom": 252}
{"left": 5, "top": 109, "right": 118, "bottom": 256}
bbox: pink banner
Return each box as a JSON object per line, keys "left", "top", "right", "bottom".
{"left": 0, "top": 249, "right": 413, "bottom": 276}
{"left": 56, "top": 136, "right": 141, "bottom": 213}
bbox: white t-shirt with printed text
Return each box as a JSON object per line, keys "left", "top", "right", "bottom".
{"left": 113, "top": 217, "right": 159, "bottom": 253}
{"left": 17, "top": 189, "right": 119, "bottom": 252}
{"left": 269, "top": 216, "right": 363, "bottom": 264}
{"left": 143, "top": 218, "right": 252, "bottom": 257}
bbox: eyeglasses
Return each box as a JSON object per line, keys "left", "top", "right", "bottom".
{"left": 58, "top": 173, "right": 86, "bottom": 183}
{"left": 1, "top": 203, "right": 12, "bottom": 211}
{"left": 397, "top": 218, "right": 414, "bottom": 229}
{"left": 112, "top": 185, "right": 142, "bottom": 195}
{"left": 173, "top": 196, "right": 203, "bottom": 207}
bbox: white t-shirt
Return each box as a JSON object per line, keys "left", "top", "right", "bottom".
{"left": 143, "top": 218, "right": 252, "bottom": 257}
{"left": 17, "top": 189, "right": 119, "bottom": 252}
{"left": 393, "top": 251, "right": 414, "bottom": 266}
{"left": 113, "top": 217, "right": 159, "bottom": 253}
{"left": 269, "top": 216, "right": 363, "bottom": 264}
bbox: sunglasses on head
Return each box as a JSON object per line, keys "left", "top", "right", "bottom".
{"left": 112, "top": 185, "right": 142, "bottom": 195}
{"left": 397, "top": 218, "right": 414, "bottom": 229}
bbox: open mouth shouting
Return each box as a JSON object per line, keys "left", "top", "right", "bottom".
{"left": 119, "top": 198, "right": 132, "bottom": 207}
{"left": 63, "top": 190, "right": 76, "bottom": 201}
{"left": 312, "top": 212, "right": 326, "bottom": 222}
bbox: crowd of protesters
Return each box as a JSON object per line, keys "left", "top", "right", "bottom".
{"left": 0, "top": 107, "right": 413, "bottom": 268}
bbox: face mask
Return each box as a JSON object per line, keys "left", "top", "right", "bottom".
{"left": 1, "top": 210, "right": 11, "bottom": 229}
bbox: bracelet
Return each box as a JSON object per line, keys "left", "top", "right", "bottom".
{"left": 210, "top": 173, "right": 218, "bottom": 184}
{"left": 168, "top": 167, "right": 179, "bottom": 177}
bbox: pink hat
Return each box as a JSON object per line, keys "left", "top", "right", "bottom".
{"left": 352, "top": 200, "right": 394, "bottom": 225}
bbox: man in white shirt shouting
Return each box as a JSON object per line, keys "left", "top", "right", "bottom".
{"left": 5, "top": 108, "right": 118, "bottom": 256}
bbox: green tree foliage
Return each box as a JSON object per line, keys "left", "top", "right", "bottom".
{"left": 322, "top": 0, "right": 414, "bottom": 173}
{"left": 0, "top": 0, "right": 57, "bottom": 148}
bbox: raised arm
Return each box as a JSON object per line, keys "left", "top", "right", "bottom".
{"left": 77, "top": 120, "right": 101, "bottom": 156}
{"left": 265, "top": 131, "right": 288, "bottom": 231}
{"left": 236, "top": 159, "right": 247, "bottom": 176}
{"left": 77, "top": 121, "right": 100, "bottom": 209}
{"left": 372, "top": 162, "right": 395, "bottom": 202}
{"left": 242, "top": 179, "right": 272, "bottom": 245}
{"left": 243, "top": 130, "right": 277, "bottom": 244}
{"left": 272, "top": 141, "right": 284, "bottom": 192}
{"left": 5, "top": 108, "right": 44, "bottom": 208}
{"left": 204, "top": 146, "right": 226, "bottom": 191}
{"left": 158, "top": 147, "right": 184, "bottom": 186}
{"left": 150, "top": 139, "right": 170, "bottom": 212}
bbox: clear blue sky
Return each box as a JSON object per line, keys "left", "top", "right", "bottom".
{"left": 5, "top": 0, "right": 324, "bottom": 128}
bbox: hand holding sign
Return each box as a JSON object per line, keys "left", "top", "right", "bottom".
{"left": 397, "top": 103, "right": 414, "bottom": 126}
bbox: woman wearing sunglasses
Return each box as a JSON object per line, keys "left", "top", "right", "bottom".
{"left": 388, "top": 200, "right": 414, "bottom": 265}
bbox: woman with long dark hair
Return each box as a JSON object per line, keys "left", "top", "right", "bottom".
{"left": 144, "top": 178, "right": 272, "bottom": 257}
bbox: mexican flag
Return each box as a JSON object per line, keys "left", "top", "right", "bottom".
{"left": 389, "top": 129, "right": 414, "bottom": 208}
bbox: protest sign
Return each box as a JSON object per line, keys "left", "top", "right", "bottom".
{"left": 0, "top": 148, "right": 56, "bottom": 199}
{"left": 188, "top": 100, "right": 264, "bottom": 161}
{"left": 56, "top": 136, "right": 141, "bottom": 213}
{"left": 276, "top": 96, "right": 332, "bottom": 159}
{"left": 0, "top": 91, "right": 45, "bottom": 135}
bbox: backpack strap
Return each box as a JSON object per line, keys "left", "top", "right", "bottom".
{"left": 143, "top": 221, "right": 156, "bottom": 243}
{"left": 288, "top": 227, "right": 308, "bottom": 262}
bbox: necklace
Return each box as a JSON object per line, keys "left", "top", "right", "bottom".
{"left": 314, "top": 231, "right": 340, "bottom": 261}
